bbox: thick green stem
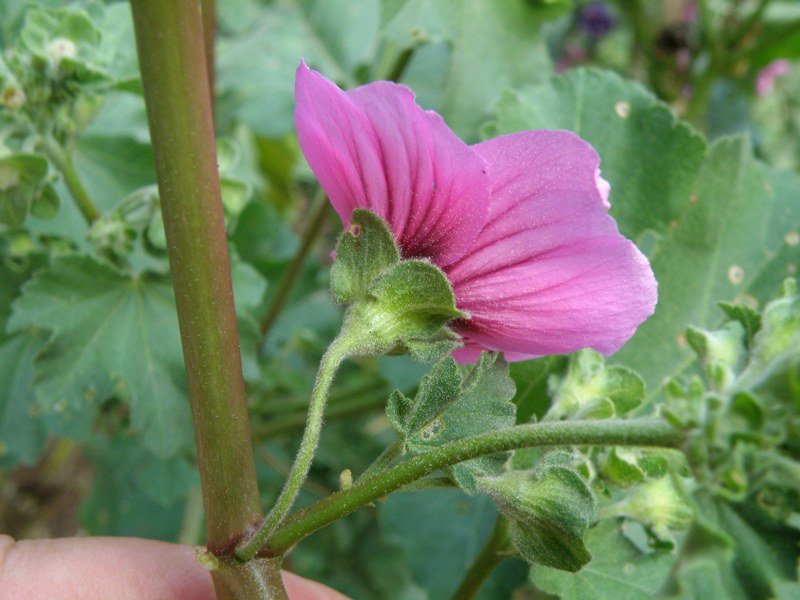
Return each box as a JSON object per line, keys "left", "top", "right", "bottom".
{"left": 264, "top": 419, "right": 683, "bottom": 555}
{"left": 200, "top": 0, "right": 216, "bottom": 113}
{"left": 450, "top": 517, "right": 511, "bottom": 600}
{"left": 259, "top": 190, "right": 328, "bottom": 343}
{"left": 40, "top": 136, "right": 100, "bottom": 223}
{"left": 236, "top": 332, "right": 354, "bottom": 560}
{"left": 130, "top": 0, "right": 263, "bottom": 582}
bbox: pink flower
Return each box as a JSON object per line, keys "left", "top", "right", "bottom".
{"left": 295, "top": 62, "right": 657, "bottom": 362}
{"left": 756, "top": 59, "right": 791, "bottom": 96}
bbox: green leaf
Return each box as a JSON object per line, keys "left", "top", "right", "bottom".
{"left": 739, "top": 279, "right": 800, "bottom": 389}
{"left": 610, "top": 476, "right": 694, "bottom": 538}
{"left": 217, "top": 0, "right": 378, "bottom": 137}
{"left": 29, "top": 182, "right": 61, "bottom": 220}
{"left": 386, "top": 356, "right": 461, "bottom": 437}
{"left": 331, "top": 208, "right": 400, "bottom": 304}
{"left": 368, "top": 260, "right": 464, "bottom": 333}
{"left": 685, "top": 321, "right": 746, "bottom": 391}
{"left": 600, "top": 447, "right": 647, "bottom": 486}
{"left": 479, "top": 465, "right": 596, "bottom": 571}
{"left": 510, "top": 355, "right": 567, "bottom": 422}
{"left": 0, "top": 330, "right": 48, "bottom": 467}
{"left": 530, "top": 519, "right": 676, "bottom": 599}
{"left": 387, "top": 353, "right": 517, "bottom": 490}
{"left": 8, "top": 254, "right": 192, "bottom": 457}
{"left": 73, "top": 135, "right": 155, "bottom": 212}
{"left": 546, "top": 350, "right": 644, "bottom": 421}
{"left": 383, "top": 0, "right": 552, "bottom": 140}
{"left": 26, "top": 135, "right": 156, "bottom": 251}
{"left": 0, "top": 154, "right": 48, "bottom": 228}
{"left": 19, "top": 5, "right": 100, "bottom": 58}
{"left": 379, "top": 488, "right": 509, "bottom": 599}
{"left": 773, "top": 564, "right": 800, "bottom": 600}
{"left": 666, "top": 494, "right": 799, "bottom": 600}
{"left": 81, "top": 434, "right": 195, "bottom": 540}
{"left": 686, "top": 322, "right": 746, "bottom": 371}
{"left": 718, "top": 302, "right": 762, "bottom": 348}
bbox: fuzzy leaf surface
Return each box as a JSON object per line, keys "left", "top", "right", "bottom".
{"left": 387, "top": 353, "right": 516, "bottom": 490}
{"left": 8, "top": 254, "right": 192, "bottom": 457}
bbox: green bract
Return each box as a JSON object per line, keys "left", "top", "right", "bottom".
{"left": 331, "top": 208, "right": 399, "bottom": 304}
{"left": 331, "top": 208, "right": 465, "bottom": 360}
{"left": 478, "top": 462, "right": 596, "bottom": 572}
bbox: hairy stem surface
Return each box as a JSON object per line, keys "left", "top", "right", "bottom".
{"left": 265, "top": 419, "right": 683, "bottom": 555}
{"left": 236, "top": 333, "right": 354, "bottom": 560}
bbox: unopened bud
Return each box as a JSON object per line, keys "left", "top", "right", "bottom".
{"left": 609, "top": 476, "right": 693, "bottom": 536}
{"left": 47, "top": 37, "right": 77, "bottom": 63}
{"left": 339, "top": 468, "right": 352, "bottom": 491}
{"left": 1, "top": 85, "right": 26, "bottom": 110}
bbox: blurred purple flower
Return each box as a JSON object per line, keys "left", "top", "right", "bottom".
{"left": 682, "top": 1, "right": 698, "bottom": 24}
{"left": 294, "top": 63, "right": 657, "bottom": 361}
{"left": 579, "top": 2, "right": 616, "bottom": 40}
{"left": 756, "top": 59, "right": 791, "bottom": 96}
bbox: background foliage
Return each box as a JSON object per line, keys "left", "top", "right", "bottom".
{"left": 1, "top": 1, "right": 799, "bottom": 598}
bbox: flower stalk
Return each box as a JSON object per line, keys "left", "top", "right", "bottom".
{"left": 450, "top": 517, "right": 511, "bottom": 600}
{"left": 259, "top": 189, "right": 328, "bottom": 342}
{"left": 262, "top": 418, "right": 682, "bottom": 556}
{"left": 40, "top": 135, "right": 100, "bottom": 224}
{"left": 236, "top": 331, "right": 356, "bottom": 561}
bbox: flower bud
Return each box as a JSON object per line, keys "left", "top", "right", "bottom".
{"left": 1, "top": 85, "right": 26, "bottom": 110}
{"left": 606, "top": 476, "right": 693, "bottom": 536}
{"left": 47, "top": 37, "right": 77, "bottom": 64}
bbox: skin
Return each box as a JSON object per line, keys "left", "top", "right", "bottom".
{"left": 0, "top": 535, "right": 349, "bottom": 600}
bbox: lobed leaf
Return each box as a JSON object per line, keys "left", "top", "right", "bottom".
{"left": 387, "top": 353, "right": 516, "bottom": 491}
{"left": 8, "top": 254, "right": 192, "bottom": 457}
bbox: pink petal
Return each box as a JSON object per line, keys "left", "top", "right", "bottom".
{"left": 446, "top": 131, "right": 657, "bottom": 360}
{"left": 294, "top": 62, "right": 490, "bottom": 266}
{"left": 756, "top": 59, "right": 792, "bottom": 96}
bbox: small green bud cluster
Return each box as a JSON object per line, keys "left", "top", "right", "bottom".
{"left": 663, "top": 280, "right": 800, "bottom": 514}
{"left": 545, "top": 349, "right": 644, "bottom": 421}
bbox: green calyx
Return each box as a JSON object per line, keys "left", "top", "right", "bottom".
{"left": 331, "top": 208, "right": 466, "bottom": 360}
{"left": 477, "top": 458, "right": 597, "bottom": 572}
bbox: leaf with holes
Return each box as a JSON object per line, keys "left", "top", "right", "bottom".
{"left": 387, "top": 353, "right": 516, "bottom": 491}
